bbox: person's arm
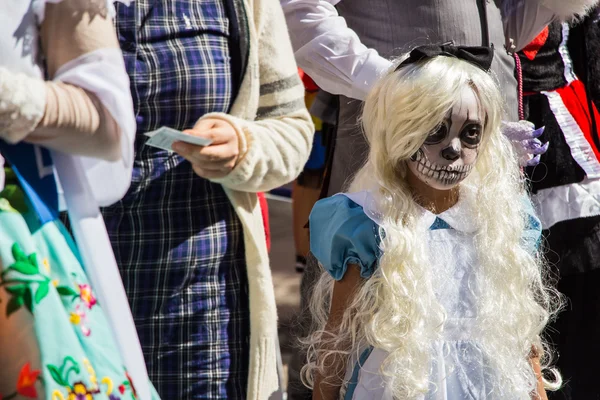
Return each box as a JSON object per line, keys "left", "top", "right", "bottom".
{"left": 529, "top": 345, "right": 548, "bottom": 400}
{"left": 313, "top": 263, "right": 362, "bottom": 400}
{"left": 29, "top": 0, "right": 132, "bottom": 161}
{"left": 281, "top": 0, "right": 391, "bottom": 100}
{"left": 501, "top": 0, "right": 599, "bottom": 51}
{"left": 175, "top": 0, "right": 314, "bottom": 192}
{"left": 0, "top": 0, "right": 134, "bottom": 163}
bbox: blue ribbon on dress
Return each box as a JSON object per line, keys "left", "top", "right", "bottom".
{"left": 0, "top": 141, "right": 59, "bottom": 225}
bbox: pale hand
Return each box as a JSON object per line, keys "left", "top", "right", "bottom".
{"left": 501, "top": 121, "right": 549, "bottom": 167}
{"left": 172, "top": 118, "right": 240, "bottom": 179}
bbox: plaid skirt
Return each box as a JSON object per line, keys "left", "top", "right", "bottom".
{"left": 103, "top": 151, "right": 249, "bottom": 399}
{"left": 110, "top": 1, "right": 250, "bottom": 397}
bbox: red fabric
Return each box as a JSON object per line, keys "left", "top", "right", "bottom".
{"left": 522, "top": 26, "right": 549, "bottom": 61}
{"left": 257, "top": 192, "right": 271, "bottom": 252}
{"left": 298, "top": 68, "right": 319, "bottom": 92}
{"left": 556, "top": 79, "right": 600, "bottom": 161}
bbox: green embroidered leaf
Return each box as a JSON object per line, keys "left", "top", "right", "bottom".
{"left": 35, "top": 281, "right": 50, "bottom": 304}
{"left": 0, "top": 198, "right": 17, "bottom": 213}
{"left": 47, "top": 364, "right": 68, "bottom": 386}
{"left": 10, "top": 261, "right": 38, "bottom": 275}
{"left": 28, "top": 253, "right": 38, "bottom": 268}
{"left": 6, "top": 294, "right": 23, "bottom": 317}
{"left": 57, "top": 286, "right": 78, "bottom": 297}
{"left": 11, "top": 243, "right": 27, "bottom": 262}
{"left": 5, "top": 284, "right": 27, "bottom": 296}
{"left": 23, "top": 287, "right": 33, "bottom": 313}
{"left": 62, "top": 357, "right": 81, "bottom": 382}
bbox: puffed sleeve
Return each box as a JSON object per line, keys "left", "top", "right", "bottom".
{"left": 309, "top": 195, "right": 381, "bottom": 281}
{"left": 521, "top": 195, "right": 543, "bottom": 255}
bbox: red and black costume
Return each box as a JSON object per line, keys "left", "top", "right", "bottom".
{"left": 519, "top": 15, "right": 600, "bottom": 400}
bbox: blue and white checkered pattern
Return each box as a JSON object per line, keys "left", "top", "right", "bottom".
{"left": 103, "top": 2, "right": 249, "bottom": 398}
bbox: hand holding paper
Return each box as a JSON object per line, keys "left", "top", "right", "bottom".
{"left": 144, "top": 126, "right": 213, "bottom": 151}
{"left": 171, "top": 118, "right": 241, "bottom": 179}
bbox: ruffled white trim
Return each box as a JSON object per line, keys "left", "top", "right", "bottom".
{"left": 558, "top": 23, "right": 577, "bottom": 85}
{"left": 532, "top": 178, "right": 600, "bottom": 228}
{"left": 542, "top": 89, "right": 600, "bottom": 179}
{"left": 32, "top": 0, "right": 133, "bottom": 24}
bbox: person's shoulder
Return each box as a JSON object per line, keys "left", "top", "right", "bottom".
{"left": 310, "top": 193, "right": 382, "bottom": 281}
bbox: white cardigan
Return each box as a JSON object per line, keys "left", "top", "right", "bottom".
{"left": 199, "top": 0, "right": 314, "bottom": 397}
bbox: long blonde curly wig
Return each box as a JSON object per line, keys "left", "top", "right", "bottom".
{"left": 302, "top": 55, "right": 563, "bottom": 399}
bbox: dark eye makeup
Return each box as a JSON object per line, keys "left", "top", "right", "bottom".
{"left": 424, "top": 124, "right": 448, "bottom": 145}
{"left": 460, "top": 124, "right": 482, "bottom": 147}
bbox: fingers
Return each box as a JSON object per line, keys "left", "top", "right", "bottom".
{"left": 184, "top": 119, "right": 234, "bottom": 145}
{"left": 531, "top": 126, "right": 545, "bottom": 139}
{"left": 524, "top": 140, "right": 549, "bottom": 155}
{"left": 526, "top": 154, "right": 542, "bottom": 167}
{"left": 518, "top": 140, "right": 548, "bottom": 167}
{"left": 190, "top": 118, "right": 219, "bottom": 132}
{"left": 502, "top": 121, "right": 546, "bottom": 141}
{"left": 171, "top": 118, "right": 240, "bottom": 179}
{"left": 173, "top": 141, "right": 237, "bottom": 163}
{"left": 172, "top": 141, "right": 239, "bottom": 179}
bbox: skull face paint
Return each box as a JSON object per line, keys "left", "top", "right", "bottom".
{"left": 408, "top": 86, "right": 483, "bottom": 190}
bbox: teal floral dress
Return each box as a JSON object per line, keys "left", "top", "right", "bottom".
{"left": 0, "top": 1, "right": 156, "bottom": 398}
{"left": 0, "top": 158, "right": 143, "bottom": 399}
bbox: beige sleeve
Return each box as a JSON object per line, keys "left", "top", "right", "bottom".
{"left": 25, "top": 0, "right": 123, "bottom": 161}
{"left": 207, "top": 0, "right": 314, "bottom": 192}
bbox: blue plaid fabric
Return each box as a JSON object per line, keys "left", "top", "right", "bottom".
{"left": 103, "top": 2, "right": 249, "bottom": 398}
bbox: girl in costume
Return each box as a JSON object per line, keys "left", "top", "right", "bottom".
{"left": 0, "top": 1, "right": 157, "bottom": 399}
{"left": 303, "top": 46, "right": 562, "bottom": 400}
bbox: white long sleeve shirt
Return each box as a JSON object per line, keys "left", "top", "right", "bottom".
{"left": 282, "top": 0, "right": 390, "bottom": 100}
{"left": 282, "top": 0, "right": 571, "bottom": 100}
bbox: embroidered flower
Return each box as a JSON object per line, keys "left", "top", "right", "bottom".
{"left": 67, "top": 382, "right": 94, "bottom": 400}
{"left": 42, "top": 258, "right": 50, "bottom": 273}
{"left": 109, "top": 395, "right": 121, "bottom": 400}
{"left": 69, "top": 306, "right": 91, "bottom": 336}
{"left": 16, "top": 362, "right": 41, "bottom": 398}
{"left": 69, "top": 312, "right": 81, "bottom": 325}
{"left": 78, "top": 284, "right": 97, "bottom": 309}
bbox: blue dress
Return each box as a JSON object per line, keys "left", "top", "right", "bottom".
{"left": 309, "top": 191, "right": 542, "bottom": 400}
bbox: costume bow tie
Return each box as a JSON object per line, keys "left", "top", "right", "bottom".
{"left": 430, "top": 217, "right": 452, "bottom": 231}
{"left": 397, "top": 44, "right": 494, "bottom": 72}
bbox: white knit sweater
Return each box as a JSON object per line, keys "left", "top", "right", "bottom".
{"left": 198, "top": 0, "right": 314, "bottom": 398}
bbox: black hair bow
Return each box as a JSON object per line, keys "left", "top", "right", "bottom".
{"left": 396, "top": 44, "right": 494, "bottom": 72}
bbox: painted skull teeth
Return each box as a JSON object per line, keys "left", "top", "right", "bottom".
{"left": 415, "top": 156, "right": 473, "bottom": 186}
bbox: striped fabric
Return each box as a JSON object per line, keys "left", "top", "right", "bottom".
{"left": 103, "top": 2, "right": 250, "bottom": 399}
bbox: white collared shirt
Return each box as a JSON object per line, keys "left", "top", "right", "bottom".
{"left": 281, "top": 0, "right": 557, "bottom": 100}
